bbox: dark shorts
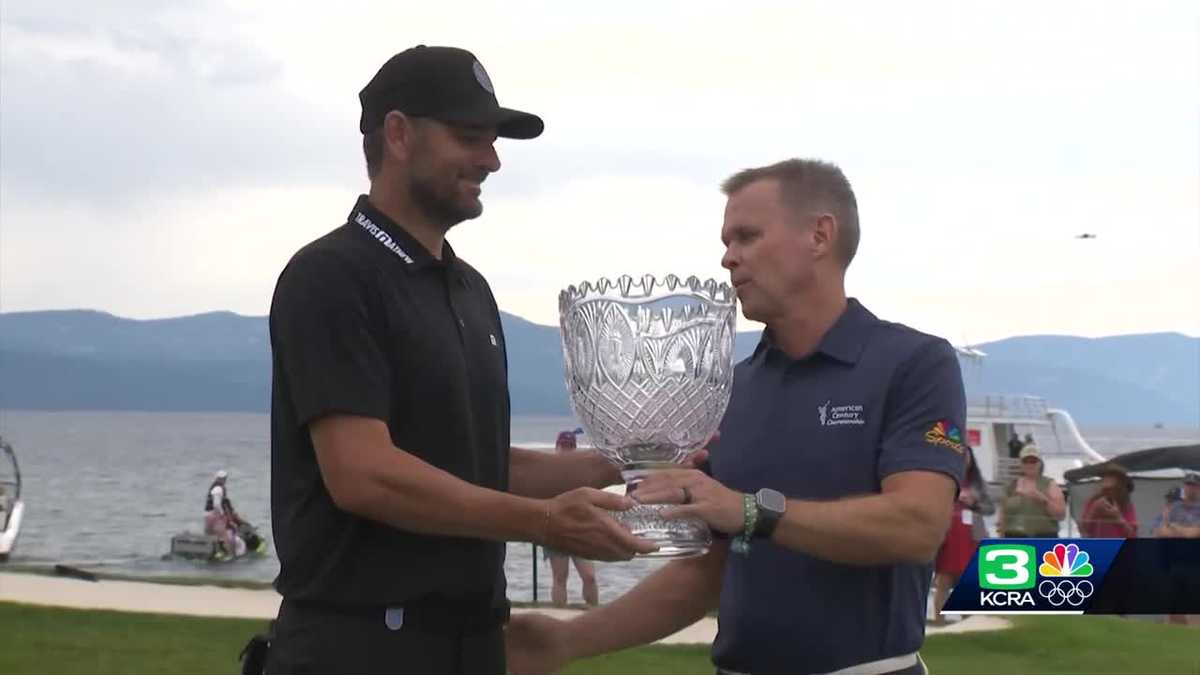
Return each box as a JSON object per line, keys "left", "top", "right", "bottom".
{"left": 266, "top": 598, "right": 505, "bottom": 675}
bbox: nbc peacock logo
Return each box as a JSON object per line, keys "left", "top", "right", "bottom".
{"left": 1036, "top": 543, "right": 1095, "bottom": 608}
{"left": 1039, "top": 543, "right": 1094, "bottom": 578}
{"left": 924, "top": 420, "right": 966, "bottom": 453}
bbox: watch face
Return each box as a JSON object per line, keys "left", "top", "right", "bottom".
{"left": 759, "top": 488, "right": 786, "bottom": 513}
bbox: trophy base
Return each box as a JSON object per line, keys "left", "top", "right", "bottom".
{"left": 615, "top": 503, "right": 711, "bottom": 558}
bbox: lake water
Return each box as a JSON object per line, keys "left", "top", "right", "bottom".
{"left": 0, "top": 410, "right": 1196, "bottom": 605}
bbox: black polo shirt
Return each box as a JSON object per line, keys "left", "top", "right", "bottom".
{"left": 269, "top": 195, "right": 511, "bottom": 608}
{"left": 710, "top": 299, "right": 966, "bottom": 674}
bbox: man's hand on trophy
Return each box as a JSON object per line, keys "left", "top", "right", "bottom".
{"left": 543, "top": 488, "right": 660, "bottom": 561}
{"left": 682, "top": 430, "right": 719, "bottom": 470}
{"left": 633, "top": 469, "right": 745, "bottom": 535}
{"left": 505, "top": 612, "right": 572, "bottom": 675}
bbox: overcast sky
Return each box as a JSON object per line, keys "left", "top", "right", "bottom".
{"left": 2, "top": 1, "right": 1197, "bottom": 343}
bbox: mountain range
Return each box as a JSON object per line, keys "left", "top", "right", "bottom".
{"left": 1, "top": 310, "right": 1196, "bottom": 426}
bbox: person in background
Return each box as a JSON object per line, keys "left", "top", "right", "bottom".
{"left": 998, "top": 445, "right": 1065, "bottom": 537}
{"left": 1154, "top": 472, "right": 1200, "bottom": 539}
{"left": 545, "top": 430, "right": 601, "bottom": 607}
{"left": 204, "top": 469, "right": 241, "bottom": 556}
{"left": 1007, "top": 432, "right": 1024, "bottom": 459}
{"left": 1152, "top": 472, "right": 1200, "bottom": 626}
{"left": 1079, "top": 465, "right": 1138, "bottom": 538}
{"left": 1148, "top": 486, "right": 1182, "bottom": 534}
{"left": 931, "top": 446, "right": 994, "bottom": 625}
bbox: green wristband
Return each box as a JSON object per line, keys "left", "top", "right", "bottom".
{"left": 733, "top": 493, "right": 757, "bottom": 555}
{"left": 744, "top": 492, "right": 758, "bottom": 536}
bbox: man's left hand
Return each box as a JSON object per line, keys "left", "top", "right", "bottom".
{"left": 633, "top": 469, "right": 745, "bottom": 534}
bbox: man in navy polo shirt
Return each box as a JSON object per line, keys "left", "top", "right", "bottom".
{"left": 507, "top": 159, "right": 966, "bottom": 675}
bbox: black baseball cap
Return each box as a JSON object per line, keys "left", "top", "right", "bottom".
{"left": 358, "top": 45, "right": 543, "bottom": 139}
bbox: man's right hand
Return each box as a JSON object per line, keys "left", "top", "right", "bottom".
{"left": 543, "top": 488, "right": 658, "bottom": 561}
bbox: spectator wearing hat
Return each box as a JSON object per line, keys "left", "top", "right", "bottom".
{"left": 264, "top": 45, "right": 654, "bottom": 674}
{"left": 543, "top": 430, "right": 601, "bottom": 607}
{"left": 1149, "top": 486, "right": 1183, "bottom": 534}
{"left": 998, "top": 444, "right": 1066, "bottom": 537}
{"left": 1153, "top": 473, "right": 1200, "bottom": 626}
{"left": 1079, "top": 465, "right": 1138, "bottom": 538}
{"left": 1155, "top": 472, "right": 1200, "bottom": 539}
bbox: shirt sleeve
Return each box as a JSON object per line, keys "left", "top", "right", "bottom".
{"left": 269, "top": 248, "right": 391, "bottom": 428}
{"left": 877, "top": 339, "right": 968, "bottom": 486}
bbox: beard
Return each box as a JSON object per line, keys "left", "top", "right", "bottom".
{"left": 409, "top": 171, "right": 482, "bottom": 230}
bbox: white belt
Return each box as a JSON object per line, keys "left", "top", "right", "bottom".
{"left": 719, "top": 651, "right": 925, "bottom": 675}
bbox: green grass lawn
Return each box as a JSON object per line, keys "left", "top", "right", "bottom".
{"left": 0, "top": 602, "right": 1196, "bottom": 674}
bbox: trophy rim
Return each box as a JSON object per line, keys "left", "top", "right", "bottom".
{"left": 556, "top": 274, "right": 738, "bottom": 458}
{"left": 557, "top": 274, "right": 736, "bottom": 315}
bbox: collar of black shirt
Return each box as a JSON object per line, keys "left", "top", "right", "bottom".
{"left": 349, "top": 194, "right": 464, "bottom": 274}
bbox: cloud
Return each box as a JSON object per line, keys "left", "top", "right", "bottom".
{"left": 0, "top": 1, "right": 352, "bottom": 206}
{"left": 1, "top": 0, "right": 1197, "bottom": 342}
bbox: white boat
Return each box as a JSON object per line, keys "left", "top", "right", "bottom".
{"left": 956, "top": 347, "right": 1107, "bottom": 489}
{"left": 966, "top": 393, "right": 1108, "bottom": 487}
{"left": 0, "top": 437, "right": 24, "bottom": 561}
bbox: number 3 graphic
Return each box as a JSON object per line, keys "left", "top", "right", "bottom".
{"left": 984, "top": 548, "right": 1031, "bottom": 586}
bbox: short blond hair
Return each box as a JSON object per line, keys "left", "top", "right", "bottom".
{"left": 721, "top": 158, "right": 860, "bottom": 266}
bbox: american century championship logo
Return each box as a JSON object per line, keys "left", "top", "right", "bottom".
{"left": 924, "top": 420, "right": 966, "bottom": 453}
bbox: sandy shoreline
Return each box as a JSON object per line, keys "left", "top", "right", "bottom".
{"left": 0, "top": 571, "right": 1009, "bottom": 644}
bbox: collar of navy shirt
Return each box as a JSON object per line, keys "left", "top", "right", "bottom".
{"left": 752, "top": 297, "right": 876, "bottom": 366}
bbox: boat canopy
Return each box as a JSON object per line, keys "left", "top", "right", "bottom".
{"left": 1064, "top": 444, "right": 1200, "bottom": 481}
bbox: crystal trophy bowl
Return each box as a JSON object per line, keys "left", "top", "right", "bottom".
{"left": 559, "top": 274, "right": 737, "bottom": 558}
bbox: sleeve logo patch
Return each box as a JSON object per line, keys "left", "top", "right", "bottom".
{"left": 925, "top": 420, "right": 966, "bottom": 453}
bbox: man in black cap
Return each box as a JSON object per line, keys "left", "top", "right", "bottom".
{"left": 264, "top": 46, "right": 655, "bottom": 674}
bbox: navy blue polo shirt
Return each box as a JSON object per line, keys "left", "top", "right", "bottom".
{"left": 710, "top": 299, "right": 966, "bottom": 675}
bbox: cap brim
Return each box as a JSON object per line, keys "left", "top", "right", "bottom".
{"left": 436, "top": 105, "right": 544, "bottom": 139}
{"left": 494, "top": 107, "right": 544, "bottom": 139}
